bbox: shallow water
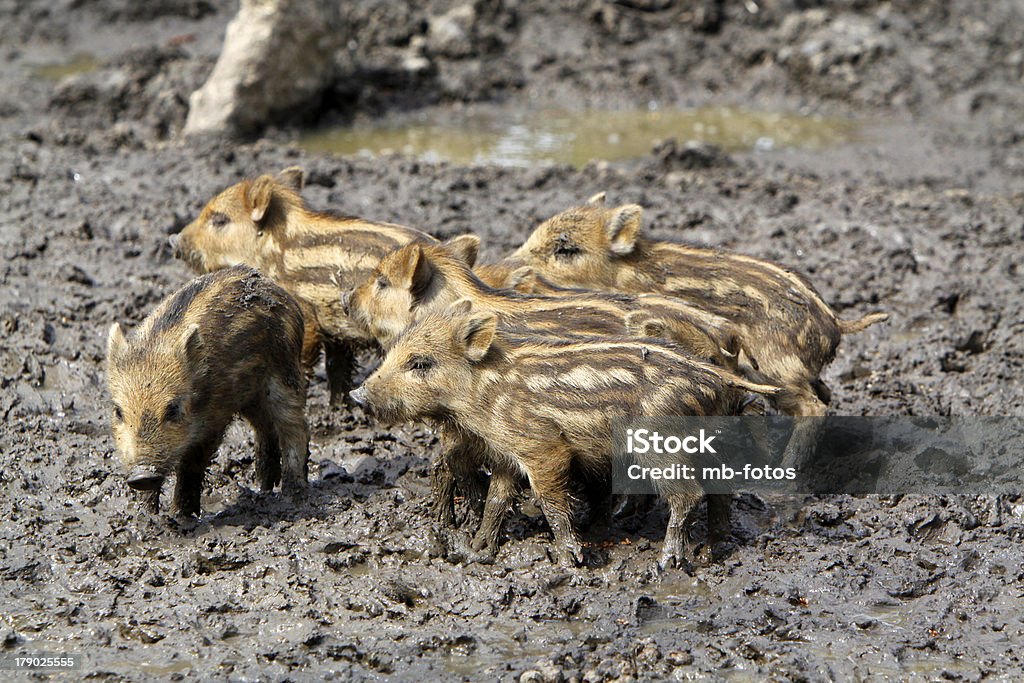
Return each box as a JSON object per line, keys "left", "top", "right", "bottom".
{"left": 299, "top": 106, "right": 861, "bottom": 167}
{"left": 32, "top": 53, "right": 100, "bottom": 81}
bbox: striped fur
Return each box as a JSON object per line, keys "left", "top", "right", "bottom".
{"left": 356, "top": 301, "right": 777, "bottom": 567}
{"left": 347, "top": 241, "right": 741, "bottom": 368}
{"left": 106, "top": 266, "right": 309, "bottom": 515}
{"left": 347, "top": 241, "right": 755, "bottom": 548}
{"left": 474, "top": 261, "right": 578, "bottom": 295}
{"left": 509, "top": 202, "right": 889, "bottom": 419}
{"left": 172, "top": 166, "right": 437, "bottom": 404}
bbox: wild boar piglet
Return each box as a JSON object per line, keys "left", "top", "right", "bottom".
{"left": 107, "top": 266, "right": 308, "bottom": 516}
{"left": 509, "top": 195, "right": 888, "bottom": 464}
{"left": 351, "top": 299, "right": 778, "bottom": 568}
{"left": 171, "top": 166, "right": 438, "bottom": 404}
{"left": 343, "top": 239, "right": 748, "bottom": 541}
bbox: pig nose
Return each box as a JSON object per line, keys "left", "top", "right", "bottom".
{"left": 339, "top": 289, "right": 353, "bottom": 316}
{"left": 127, "top": 468, "right": 164, "bottom": 491}
{"left": 349, "top": 385, "right": 368, "bottom": 406}
{"left": 168, "top": 233, "right": 181, "bottom": 255}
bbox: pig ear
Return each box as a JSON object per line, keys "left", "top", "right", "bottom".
{"left": 459, "top": 310, "right": 497, "bottom": 362}
{"left": 393, "top": 245, "right": 434, "bottom": 298}
{"left": 277, "top": 166, "right": 305, "bottom": 193}
{"left": 506, "top": 266, "right": 538, "bottom": 292}
{"left": 247, "top": 175, "right": 276, "bottom": 224}
{"left": 606, "top": 204, "right": 643, "bottom": 255}
{"left": 447, "top": 298, "right": 475, "bottom": 316}
{"left": 586, "top": 191, "right": 607, "bottom": 206}
{"left": 444, "top": 234, "right": 480, "bottom": 267}
{"left": 411, "top": 250, "right": 434, "bottom": 299}
{"left": 107, "top": 323, "right": 127, "bottom": 360}
{"left": 182, "top": 324, "right": 203, "bottom": 361}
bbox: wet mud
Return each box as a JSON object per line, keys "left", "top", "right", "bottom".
{"left": 1, "top": 0, "right": 1023, "bottom": 680}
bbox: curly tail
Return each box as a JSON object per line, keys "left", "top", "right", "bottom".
{"left": 838, "top": 312, "right": 889, "bottom": 335}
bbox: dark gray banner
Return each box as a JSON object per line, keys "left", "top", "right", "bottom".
{"left": 612, "top": 417, "right": 1024, "bottom": 495}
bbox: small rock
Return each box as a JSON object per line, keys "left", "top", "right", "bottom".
{"left": 380, "top": 577, "right": 424, "bottom": 606}
{"left": 322, "top": 540, "right": 356, "bottom": 554}
{"left": 634, "top": 638, "right": 661, "bottom": 667}
{"left": 318, "top": 460, "right": 353, "bottom": 482}
{"left": 2, "top": 630, "right": 21, "bottom": 649}
{"left": 63, "top": 264, "right": 95, "bottom": 286}
{"left": 427, "top": 4, "right": 477, "bottom": 59}
{"left": 534, "top": 662, "right": 565, "bottom": 683}
{"left": 940, "top": 352, "right": 968, "bottom": 373}
{"left": 955, "top": 330, "right": 988, "bottom": 355}
{"left": 652, "top": 138, "right": 733, "bottom": 170}
{"left": 666, "top": 649, "right": 694, "bottom": 666}
{"left": 185, "top": 0, "right": 342, "bottom": 136}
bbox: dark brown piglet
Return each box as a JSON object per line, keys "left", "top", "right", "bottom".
{"left": 107, "top": 266, "right": 308, "bottom": 516}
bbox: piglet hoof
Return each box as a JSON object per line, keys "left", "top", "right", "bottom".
{"left": 465, "top": 535, "right": 499, "bottom": 565}
{"left": 657, "top": 547, "right": 695, "bottom": 574}
{"left": 705, "top": 536, "right": 735, "bottom": 565}
{"left": 170, "top": 512, "right": 201, "bottom": 533}
{"left": 469, "top": 530, "right": 499, "bottom": 556}
{"left": 555, "top": 541, "right": 585, "bottom": 568}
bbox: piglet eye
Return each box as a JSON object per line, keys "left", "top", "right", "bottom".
{"left": 376, "top": 275, "right": 389, "bottom": 289}
{"left": 163, "top": 401, "right": 183, "bottom": 423}
{"left": 112, "top": 405, "right": 123, "bottom": 422}
{"left": 406, "top": 355, "right": 436, "bottom": 372}
{"left": 210, "top": 212, "right": 230, "bottom": 229}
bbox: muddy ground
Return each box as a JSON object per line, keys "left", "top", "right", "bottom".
{"left": 2, "top": 1, "right": 1024, "bottom": 680}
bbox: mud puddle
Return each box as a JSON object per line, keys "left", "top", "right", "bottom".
{"left": 31, "top": 53, "right": 101, "bottom": 81}
{"left": 299, "top": 105, "right": 862, "bottom": 167}
{"left": 443, "top": 620, "right": 591, "bottom": 675}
